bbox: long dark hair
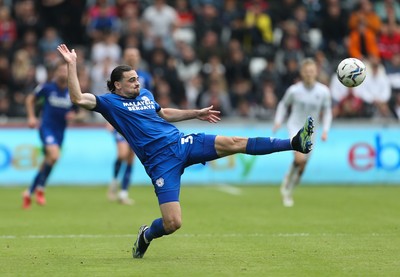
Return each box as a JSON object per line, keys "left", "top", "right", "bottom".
{"left": 106, "top": 65, "right": 133, "bottom": 93}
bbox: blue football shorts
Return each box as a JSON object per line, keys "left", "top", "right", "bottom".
{"left": 144, "top": 133, "right": 219, "bottom": 205}
{"left": 39, "top": 127, "right": 64, "bottom": 149}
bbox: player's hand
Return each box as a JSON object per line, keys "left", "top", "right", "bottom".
{"left": 57, "top": 44, "right": 77, "bottom": 64}
{"left": 27, "top": 116, "right": 38, "bottom": 128}
{"left": 65, "top": 111, "right": 76, "bottom": 122}
{"left": 321, "top": 132, "right": 328, "bottom": 142}
{"left": 105, "top": 122, "right": 114, "bottom": 131}
{"left": 272, "top": 123, "right": 280, "bottom": 134}
{"left": 197, "top": 105, "right": 221, "bottom": 123}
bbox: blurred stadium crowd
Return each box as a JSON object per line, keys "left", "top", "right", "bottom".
{"left": 0, "top": 0, "right": 399, "bottom": 123}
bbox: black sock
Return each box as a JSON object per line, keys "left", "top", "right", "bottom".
{"left": 291, "top": 131, "right": 301, "bottom": 151}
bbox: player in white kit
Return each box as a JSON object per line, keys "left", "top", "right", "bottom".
{"left": 273, "top": 58, "right": 332, "bottom": 207}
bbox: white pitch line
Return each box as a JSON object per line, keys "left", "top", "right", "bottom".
{"left": 0, "top": 233, "right": 390, "bottom": 239}
{"left": 0, "top": 234, "right": 133, "bottom": 239}
{"left": 214, "top": 184, "right": 243, "bottom": 196}
{"left": 0, "top": 235, "right": 16, "bottom": 239}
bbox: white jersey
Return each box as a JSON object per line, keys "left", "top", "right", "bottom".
{"left": 274, "top": 81, "right": 332, "bottom": 136}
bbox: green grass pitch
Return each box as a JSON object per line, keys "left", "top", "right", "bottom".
{"left": 1, "top": 185, "right": 400, "bottom": 276}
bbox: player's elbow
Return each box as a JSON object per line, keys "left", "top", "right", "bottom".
{"left": 158, "top": 109, "right": 175, "bottom": 122}
{"left": 71, "top": 93, "right": 96, "bottom": 110}
{"left": 70, "top": 98, "right": 80, "bottom": 105}
{"left": 25, "top": 94, "right": 35, "bottom": 106}
{"left": 71, "top": 96, "right": 85, "bottom": 106}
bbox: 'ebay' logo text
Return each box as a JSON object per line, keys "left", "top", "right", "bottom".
{"left": 349, "top": 134, "right": 400, "bottom": 171}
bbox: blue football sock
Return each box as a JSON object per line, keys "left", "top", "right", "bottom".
{"left": 113, "top": 159, "right": 122, "bottom": 178}
{"left": 121, "top": 163, "right": 132, "bottom": 191}
{"left": 29, "top": 163, "right": 53, "bottom": 194}
{"left": 144, "top": 218, "right": 167, "bottom": 242}
{"left": 246, "top": 137, "right": 292, "bottom": 155}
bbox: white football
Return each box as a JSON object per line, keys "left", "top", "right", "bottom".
{"left": 336, "top": 58, "right": 367, "bottom": 87}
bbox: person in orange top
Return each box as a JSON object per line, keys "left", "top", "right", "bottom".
{"left": 348, "top": 21, "right": 380, "bottom": 60}
{"left": 348, "top": 0, "right": 382, "bottom": 34}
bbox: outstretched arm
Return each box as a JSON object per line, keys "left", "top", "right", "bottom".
{"left": 57, "top": 44, "right": 96, "bottom": 110}
{"left": 158, "top": 105, "right": 221, "bottom": 123}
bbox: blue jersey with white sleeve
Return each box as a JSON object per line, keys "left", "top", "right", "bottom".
{"left": 93, "top": 88, "right": 181, "bottom": 163}
{"left": 35, "top": 82, "right": 73, "bottom": 131}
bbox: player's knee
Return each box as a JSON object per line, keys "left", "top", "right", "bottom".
{"left": 300, "top": 161, "right": 307, "bottom": 169}
{"left": 163, "top": 217, "right": 182, "bottom": 233}
{"left": 294, "top": 160, "right": 306, "bottom": 172}
{"left": 46, "top": 154, "right": 59, "bottom": 165}
{"left": 123, "top": 154, "right": 132, "bottom": 163}
{"left": 294, "top": 159, "right": 307, "bottom": 167}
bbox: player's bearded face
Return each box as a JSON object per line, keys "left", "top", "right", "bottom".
{"left": 120, "top": 71, "right": 141, "bottom": 98}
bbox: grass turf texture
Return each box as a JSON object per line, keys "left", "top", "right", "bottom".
{"left": 1, "top": 185, "right": 399, "bottom": 276}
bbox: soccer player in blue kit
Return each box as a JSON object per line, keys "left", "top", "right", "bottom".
{"left": 57, "top": 44, "right": 314, "bottom": 258}
{"left": 23, "top": 62, "right": 80, "bottom": 209}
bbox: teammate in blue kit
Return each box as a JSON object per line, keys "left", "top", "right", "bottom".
{"left": 23, "top": 62, "right": 81, "bottom": 209}
{"left": 57, "top": 44, "right": 314, "bottom": 258}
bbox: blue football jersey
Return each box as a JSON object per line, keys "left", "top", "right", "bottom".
{"left": 35, "top": 82, "right": 73, "bottom": 130}
{"left": 93, "top": 88, "right": 181, "bottom": 163}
